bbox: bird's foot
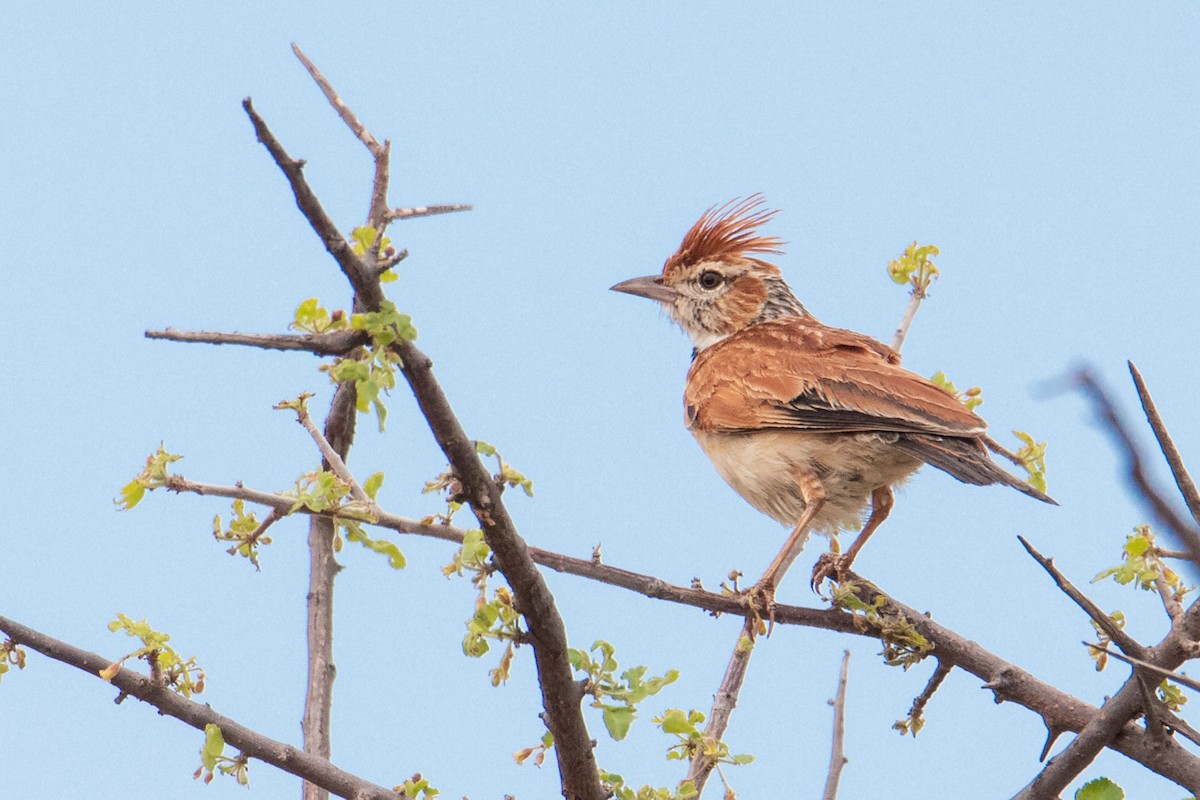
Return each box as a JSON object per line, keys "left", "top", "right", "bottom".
{"left": 810, "top": 552, "right": 853, "bottom": 593}
{"left": 746, "top": 581, "right": 778, "bottom": 636}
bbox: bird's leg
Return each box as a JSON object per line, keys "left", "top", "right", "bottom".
{"left": 750, "top": 471, "right": 826, "bottom": 630}
{"left": 811, "top": 485, "right": 895, "bottom": 590}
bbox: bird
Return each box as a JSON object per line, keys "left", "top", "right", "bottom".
{"left": 611, "top": 195, "right": 1055, "bottom": 600}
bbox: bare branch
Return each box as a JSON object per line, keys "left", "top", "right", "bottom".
{"left": 688, "top": 618, "right": 758, "bottom": 794}
{"left": 288, "top": 398, "right": 373, "bottom": 506}
{"left": 386, "top": 204, "right": 474, "bottom": 221}
{"left": 242, "top": 98, "right": 383, "bottom": 311}
{"left": 146, "top": 327, "right": 365, "bottom": 356}
{"left": 1075, "top": 368, "right": 1200, "bottom": 568}
{"left": 890, "top": 286, "right": 927, "bottom": 353}
{"left": 1129, "top": 362, "right": 1200, "bottom": 531}
{"left": 291, "top": 44, "right": 384, "bottom": 158}
{"left": 903, "top": 659, "right": 952, "bottom": 736}
{"left": 1084, "top": 642, "right": 1200, "bottom": 694}
{"left": 0, "top": 615, "right": 397, "bottom": 800}
{"left": 1018, "top": 536, "right": 1146, "bottom": 657}
{"left": 822, "top": 650, "right": 852, "bottom": 800}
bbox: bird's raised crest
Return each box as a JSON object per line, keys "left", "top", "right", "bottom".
{"left": 664, "top": 194, "right": 786, "bottom": 277}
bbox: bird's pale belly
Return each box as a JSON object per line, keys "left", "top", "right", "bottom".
{"left": 691, "top": 429, "right": 924, "bottom": 534}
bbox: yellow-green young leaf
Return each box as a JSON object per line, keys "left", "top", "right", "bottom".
{"left": 658, "top": 709, "right": 692, "bottom": 735}
{"left": 475, "top": 440, "right": 497, "bottom": 457}
{"left": 364, "top": 471, "right": 385, "bottom": 500}
{"left": 1074, "top": 777, "right": 1124, "bottom": 800}
{"left": 380, "top": 269, "right": 399, "bottom": 283}
{"left": 116, "top": 480, "right": 145, "bottom": 510}
{"left": 201, "top": 724, "right": 226, "bottom": 770}
{"left": 602, "top": 706, "right": 636, "bottom": 741}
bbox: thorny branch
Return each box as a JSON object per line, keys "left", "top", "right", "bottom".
{"left": 0, "top": 615, "right": 399, "bottom": 800}
{"left": 247, "top": 51, "right": 604, "bottom": 800}
{"left": 1128, "top": 362, "right": 1200, "bottom": 543}
{"left": 687, "top": 617, "right": 758, "bottom": 795}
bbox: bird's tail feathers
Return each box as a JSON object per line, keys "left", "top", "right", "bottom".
{"left": 896, "top": 434, "right": 1058, "bottom": 505}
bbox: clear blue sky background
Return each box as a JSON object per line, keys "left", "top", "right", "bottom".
{"left": 4, "top": 4, "right": 1200, "bottom": 798}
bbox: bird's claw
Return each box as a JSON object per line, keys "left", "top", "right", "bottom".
{"left": 811, "top": 552, "right": 852, "bottom": 592}
{"left": 746, "top": 581, "right": 778, "bottom": 636}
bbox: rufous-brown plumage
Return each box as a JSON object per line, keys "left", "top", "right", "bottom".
{"left": 612, "top": 195, "right": 1053, "bottom": 598}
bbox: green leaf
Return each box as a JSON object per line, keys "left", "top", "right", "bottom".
{"left": 475, "top": 440, "right": 497, "bottom": 457}
{"left": 364, "top": 471, "right": 384, "bottom": 500}
{"left": 201, "top": 723, "right": 226, "bottom": 770}
{"left": 117, "top": 480, "right": 145, "bottom": 510}
{"left": 658, "top": 708, "right": 692, "bottom": 735}
{"left": 602, "top": 706, "right": 636, "bottom": 741}
{"left": 1075, "top": 777, "right": 1124, "bottom": 800}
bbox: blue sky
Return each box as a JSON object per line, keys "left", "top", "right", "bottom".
{"left": 4, "top": 3, "right": 1200, "bottom": 798}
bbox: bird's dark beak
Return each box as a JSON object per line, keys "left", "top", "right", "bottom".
{"left": 610, "top": 275, "right": 678, "bottom": 303}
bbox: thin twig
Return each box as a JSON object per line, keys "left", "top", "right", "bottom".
{"left": 1129, "top": 362, "right": 1200, "bottom": 533}
{"left": 1075, "top": 368, "right": 1200, "bottom": 569}
{"left": 0, "top": 615, "right": 399, "bottom": 800}
{"left": 821, "top": 650, "right": 852, "bottom": 800}
{"left": 687, "top": 618, "right": 758, "bottom": 795}
{"left": 1018, "top": 536, "right": 1146, "bottom": 657}
{"left": 291, "top": 44, "right": 384, "bottom": 158}
{"left": 289, "top": 399, "right": 373, "bottom": 506}
{"left": 1084, "top": 642, "right": 1200, "bottom": 693}
{"left": 890, "top": 286, "right": 926, "bottom": 353}
{"left": 386, "top": 204, "right": 474, "bottom": 221}
{"left": 146, "top": 328, "right": 365, "bottom": 356}
{"left": 904, "top": 659, "right": 953, "bottom": 736}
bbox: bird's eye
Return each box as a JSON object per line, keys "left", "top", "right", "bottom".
{"left": 698, "top": 270, "right": 723, "bottom": 290}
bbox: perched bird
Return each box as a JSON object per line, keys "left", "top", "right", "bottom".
{"left": 611, "top": 196, "right": 1054, "bottom": 597}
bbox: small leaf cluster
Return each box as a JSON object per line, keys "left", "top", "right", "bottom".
{"left": 656, "top": 708, "right": 753, "bottom": 767}
{"left": 322, "top": 299, "right": 416, "bottom": 432}
{"left": 1075, "top": 776, "right": 1124, "bottom": 800}
{"left": 1158, "top": 678, "right": 1187, "bottom": 712}
{"left": 422, "top": 468, "right": 465, "bottom": 526}
{"left": 194, "top": 723, "right": 249, "bottom": 786}
{"left": 1012, "top": 430, "right": 1050, "bottom": 495}
{"left": 394, "top": 773, "right": 439, "bottom": 798}
{"left": 476, "top": 440, "right": 534, "bottom": 497}
{"left": 350, "top": 225, "right": 400, "bottom": 283}
{"left": 444, "top": 530, "right": 522, "bottom": 684}
{"left": 100, "top": 613, "right": 205, "bottom": 697}
{"left": 887, "top": 241, "right": 940, "bottom": 293}
{"left": 1085, "top": 611, "right": 1126, "bottom": 672}
{"left": 0, "top": 639, "right": 27, "bottom": 684}
{"left": 513, "top": 730, "right": 554, "bottom": 767}
{"left": 568, "top": 639, "right": 679, "bottom": 741}
{"left": 212, "top": 499, "right": 270, "bottom": 570}
{"left": 892, "top": 710, "right": 925, "bottom": 737}
{"left": 115, "top": 443, "right": 183, "bottom": 510}
{"left": 598, "top": 769, "right": 697, "bottom": 800}
{"left": 1093, "top": 525, "right": 1193, "bottom": 603}
{"left": 290, "top": 297, "right": 349, "bottom": 335}
{"left": 929, "top": 370, "right": 983, "bottom": 412}
{"left": 831, "top": 583, "right": 933, "bottom": 668}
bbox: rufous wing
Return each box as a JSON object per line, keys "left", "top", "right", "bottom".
{"left": 685, "top": 317, "right": 987, "bottom": 437}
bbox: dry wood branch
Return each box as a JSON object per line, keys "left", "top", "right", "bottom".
{"left": 242, "top": 98, "right": 383, "bottom": 312}
{"left": 146, "top": 327, "right": 365, "bottom": 356}
{"left": 1085, "top": 642, "right": 1200, "bottom": 693}
{"left": 843, "top": 574, "right": 1200, "bottom": 792}
{"left": 1075, "top": 368, "right": 1200, "bottom": 568}
{"left": 890, "top": 286, "right": 927, "bottom": 353}
{"left": 688, "top": 617, "right": 758, "bottom": 795}
{"left": 291, "top": 44, "right": 384, "bottom": 158}
{"left": 0, "top": 615, "right": 397, "bottom": 800}
{"left": 163, "top": 471, "right": 1200, "bottom": 789}
{"left": 904, "top": 659, "right": 952, "bottom": 736}
{"left": 386, "top": 204, "right": 474, "bottom": 221}
{"left": 1129, "top": 362, "right": 1200, "bottom": 535}
{"left": 822, "top": 650, "right": 852, "bottom": 800}
{"left": 393, "top": 337, "right": 605, "bottom": 800}
{"left": 1018, "top": 536, "right": 1146, "bottom": 657}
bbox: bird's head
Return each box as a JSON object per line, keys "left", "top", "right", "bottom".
{"left": 611, "top": 195, "right": 809, "bottom": 351}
